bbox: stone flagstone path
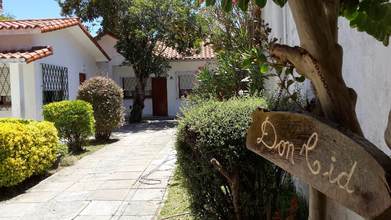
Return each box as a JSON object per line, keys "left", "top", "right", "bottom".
{"left": 0, "top": 121, "right": 177, "bottom": 220}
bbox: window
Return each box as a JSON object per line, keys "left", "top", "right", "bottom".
{"left": 178, "top": 73, "right": 196, "bottom": 98}
{"left": 79, "top": 73, "right": 86, "bottom": 85}
{"left": 0, "top": 63, "right": 11, "bottom": 110}
{"left": 122, "top": 77, "right": 152, "bottom": 99}
{"left": 42, "top": 64, "right": 69, "bottom": 104}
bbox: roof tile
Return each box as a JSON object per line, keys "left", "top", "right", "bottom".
{"left": 0, "top": 46, "right": 53, "bottom": 63}
{"left": 157, "top": 43, "right": 215, "bottom": 61}
{"left": 0, "top": 18, "right": 80, "bottom": 32}
{"left": 0, "top": 18, "right": 110, "bottom": 61}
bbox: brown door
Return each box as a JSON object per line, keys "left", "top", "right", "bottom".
{"left": 152, "top": 77, "right": 168, "bottom": 116}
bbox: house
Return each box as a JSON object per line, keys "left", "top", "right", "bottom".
{"left": 0, "top": 18, "right": 215, "bottom": 120}
{"left": 95, "top": 33, "right": 214, "bottom": 117}
{"left": 0, "top": 18, "right": 109, "bottom": 120}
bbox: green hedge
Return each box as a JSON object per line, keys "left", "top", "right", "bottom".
{"left": 177, "top": 97, "right": 306, "bottom": 219}
{"left": 43, "top": 100, "right": 95, "bottom": 152}
{"left": 0, "top": 119, "right": 59, "bottom": 187}
{"left": 78, "top": 76, "right": 124, "bottom": 141}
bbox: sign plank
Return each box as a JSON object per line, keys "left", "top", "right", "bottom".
{"left": 246, "top": 109, "right": 391, "bottom": 219}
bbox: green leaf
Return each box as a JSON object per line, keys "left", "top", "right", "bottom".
{"left": 238, "top": 0, "right": 250, "bottom": 11}
{"left": 272, "top": 0, "right": 287, "bottom": 7}
{"left": 222, "top": 0, "right": 233, "bottom": 12}
{"left": 255, "top": 0, "right": 267, "bottom": 8}
{"left": 260, "top": 63, "right": 269, "bottom": 73}
{"left": 205, "top": 0, "right": 217, "bottom": 6}
{"left": 343, "top": 0, "right": 391, "bottom": 46}
{"left": 294, "top": 75, "right": 306, "bottom": 83}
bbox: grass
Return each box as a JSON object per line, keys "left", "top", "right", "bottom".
{"left": 159, "top": 167, "right": 194, "bottom": 220}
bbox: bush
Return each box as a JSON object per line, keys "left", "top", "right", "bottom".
{"left": 176, "top": 97, "right": 306, "bottom": 219}
{"left": 43, "top": 100, "right": 95, "bottom": 152}
{"left": 0, "top": 119, "right": 59, "bottom": 187}
{"left": 77, "top": 76, "right": 124, "bottom": 141}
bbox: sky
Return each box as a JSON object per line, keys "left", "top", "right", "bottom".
{"left": 2, "top": 0, "right": 100, "bottom": 35}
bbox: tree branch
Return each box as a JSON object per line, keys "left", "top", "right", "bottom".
{"left": 211, "top": 158, "right": 241, "bottom": 220}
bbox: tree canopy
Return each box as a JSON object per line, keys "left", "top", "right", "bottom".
{"left": 203, "top": 0, "right": 391, "bottom": 45}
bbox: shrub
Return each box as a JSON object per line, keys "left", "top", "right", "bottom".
{"left": 43, "top": 100, "right": 95, "bottom": 152}
{"left": 0, "top": 119, "right": 59, "bottom": 187}
{"left": 77, "top": 76, "right": 124, "bottom": 141}
{"left": 176, "top": 97, "right": 306, "bottom": 219}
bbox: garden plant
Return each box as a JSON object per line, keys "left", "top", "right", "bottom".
{"left": 177, "top": 97, "right": 307, "bottom": 219}
{"left": 206, "top": 0, "right": 391, "bottom": 218}
{"left": 77, "top": 76, "right": 124, "bottom": 141}
{"left": 0, "top": 119, "right": 60, "bottom": 187}
{"left": 43, "top": 100, "right": 95, "bottom": 152}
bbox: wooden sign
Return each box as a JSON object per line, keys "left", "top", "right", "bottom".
{"left": 246, "top": 109, "right": 391, "bottom": 219}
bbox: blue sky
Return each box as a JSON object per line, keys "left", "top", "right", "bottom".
{"left": 3, "top": 0, "right": 62, "bottom": 19}
{"left": 2, "top": 0, "right": 100, "bottom": 35}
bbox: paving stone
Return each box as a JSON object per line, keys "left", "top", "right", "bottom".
{"left": 108, "top": 171, "right": 141, "bottom": 180}
{"left": 131, "top": 188, "right": 166, "bottom": 201}
{"left": 118, "top": 215, "right": 154, "bottom": 220}
{"left": 54, "top": 191, "right": 89, "bottom": 202}
{"left": 87, "top": 189, "right": 133, "bottom": 201}
{"left": 23, "top": 200, "right": 89, "bottom": 220}
{"left": 100, "top": 180, "right": 137, "bottom": 189}
{"left": 12, "top": 191, "right": 57, "bottom": 203}
{"left": 80, "top": 201, "right": 122, "bottom": 216}
{"left": 122, "top": 201, "right": 161, "bottom": 216}
{"left": 28, "top": 181, "right": 74, "bottom": 192}
{"left": 0, "top": 203, "right": 38, "bottom": 217}
{"left": 74, "top": 216, "right": 113, "bottom": 220}
{"left": 0, "top": 121, "right": 176, "bottom": 220}
{"left": 135, "top": 178, "right": 169, "bottom": 189}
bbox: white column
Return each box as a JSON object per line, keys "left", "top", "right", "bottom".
{"left": 9, "top": 63, "right": 24, "bottom": 118}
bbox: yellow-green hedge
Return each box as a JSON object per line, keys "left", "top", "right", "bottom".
{"left": 0, "top": 118, "right": 60, "bottom": 187}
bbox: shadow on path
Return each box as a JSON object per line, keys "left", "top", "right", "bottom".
{"left": 115, "top": 120, "right": 177, "bottom": 135}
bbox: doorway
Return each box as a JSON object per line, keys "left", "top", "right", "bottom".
{"left": 152, "top": 77, "right": 168, "bottom": 116}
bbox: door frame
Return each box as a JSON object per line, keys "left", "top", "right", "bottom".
{"left": 151, "top": 77, "right": 168, "bottom": 116}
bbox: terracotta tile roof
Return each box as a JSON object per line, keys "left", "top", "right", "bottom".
{"left": 0, "top": 46, "right": 53, "bottom": 63}
{"left": 0, "top": 18, "right": 110, "bottom": 61}
{"left": 159, "top": 43, "right": 215, "bottom": 61}
{"left": 0, "top": 18, "right": 80, "bottom": 33}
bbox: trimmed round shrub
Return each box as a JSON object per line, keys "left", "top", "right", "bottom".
{"left": 77, "top": 76, "right": 124, "bottom": 141}
{"left": 43, "top": 100, "right": 95, "bottom": 152}
{"left": 0, "top": 119, "right": 59, "bottom": 187}
{"left": 177, "top": 97, "right": 307, "bottom": 219}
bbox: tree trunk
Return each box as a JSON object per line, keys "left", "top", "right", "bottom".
{"left": 129, "top": 77, "right": 146, "bottom": 123}
{"left": 271, "top": 0, "right": 365, "bottom": 219}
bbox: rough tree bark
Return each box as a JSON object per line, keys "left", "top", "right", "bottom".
{"left": 270, "top": 0, "right": 365, "bottom": 219}
{"left": 129, "top": 76, "right": 146, "bottom": 123}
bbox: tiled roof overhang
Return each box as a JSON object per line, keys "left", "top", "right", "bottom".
{"left": 0, "top": 18, "right": 110, "bottom": 61}
{"left": 0, "top": 46, "right": 53, "bottom": 63}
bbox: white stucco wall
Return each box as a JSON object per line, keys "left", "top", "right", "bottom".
{"left": 33, "top": 28, "right": 100, "bottom": 101}
{"left": 339, "top": 19, "right": 391, "bottom": 156}
{"left": 0, "top": 26, "right": 109, "bottom": 120}
{"left": 97, "top": 35, "right": 212, "bottom": 117}
{"left": 110, "top": 60, "right": 210, "bottom": 117}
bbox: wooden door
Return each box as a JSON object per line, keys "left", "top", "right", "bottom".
{"left": 152, "top": 77, "right": 168, "bottom": 116}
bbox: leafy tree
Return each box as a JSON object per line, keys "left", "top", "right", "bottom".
{"left": 59, "top": 0, "right": 203, "bottom": 122}
{"left": 58, "top": 0, "right": 125, "bottom": 33}
{"left": 204, "top": 0, "right": 390, "bottom": 219}
{"left": 115, "top": 0, "right": 202, "bottom": 122}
